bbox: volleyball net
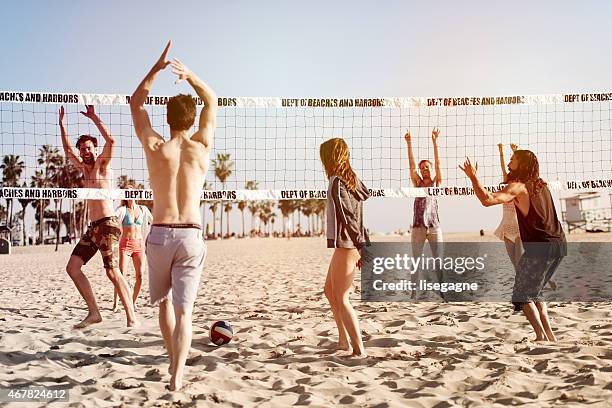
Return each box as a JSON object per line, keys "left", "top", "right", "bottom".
{"left": 1, "top": 90, "right": 612, "bottom": 201}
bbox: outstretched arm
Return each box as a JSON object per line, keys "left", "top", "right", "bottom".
{"left": 459, "top": 157, "right": 521, "bottom": 206}
{"left": 130, "top": 41, "right": 171, "bottom": 145}
{"left": 59, "top": 106, "right": 82, "bottom": 168}
{"left": 81, "top": 105, "right": 114, "bottom": 167}
{"left": 432, "top": 127, "right": 442, "bottom": 186}
{"left": 171, "top": 58, "right": 217, "bottom": 149}
{"left": 404, "top": 131, "right": 421, "bottom": 186}
{"left": 498, "top": 143, "right": 508, "bottom": 182}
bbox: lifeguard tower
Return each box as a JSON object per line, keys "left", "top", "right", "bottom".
{"left": 560, "top": 192, "right": 612, "bottom": 233}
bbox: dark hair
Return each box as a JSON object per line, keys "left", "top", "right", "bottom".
{"left": 167, "top": 94, "right": 196, "bottom": 131}
{"left": 507, "top": 149, "right": 546, "bottom": 194}
{"left": 418, "top": 159, "right": 432, "bottom": 168}
{"left": 76, "top": 135, "right": 98, "bottom": 149}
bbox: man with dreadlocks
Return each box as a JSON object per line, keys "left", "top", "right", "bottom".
{"left": 460, "top": 150, "right": 566, "bottom": 342}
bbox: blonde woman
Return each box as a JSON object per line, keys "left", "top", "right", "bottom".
{"left": 113, "top": 189, "right": 153, "bottom": 311}
{"left": 320, "top": 138, "right": 370, "bottom": 357}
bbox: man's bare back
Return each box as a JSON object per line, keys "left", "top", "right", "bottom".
{"left": 144, "top": 134, "right": 209, "bottom": 224}
{"left": 130, "top": 41, "right": 217, "bottom": 392}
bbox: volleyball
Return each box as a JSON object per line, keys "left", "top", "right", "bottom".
{"left": 209, "top": 321, "right": 233, "bottom": 346}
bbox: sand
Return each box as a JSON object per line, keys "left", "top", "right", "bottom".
{"left": 1, "top": 233, "right": 611, "bottom": 407}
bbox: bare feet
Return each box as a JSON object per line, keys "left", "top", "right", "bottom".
{"left": 127, "top": 318, "right": 138, "bottom": 328}
{"left": 336, "top": 341, "right": 351, "bottom": 352}
{"left": 351, "top": 349, "right": 367, "bottom": 358}
{"left": 112, "top": 303, "right": 119, "bottom": 313}
{"left": 74, "top": 313, "right": 102, "bottom": 329}
{"left": 544, "top": 329, "right": 558, "bottom": 342}
{"left": 168, "top": 360, "right": 174, "bottom": 376}
{"left": 169, "top": 375, "right": 182, "bottom": 392}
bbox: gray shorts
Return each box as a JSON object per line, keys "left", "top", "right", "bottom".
{"left": 512, "top": 255, "right": 563, "bottom": 311}
{"left": 146, "top": 225, "right": 206, "bottom": 308}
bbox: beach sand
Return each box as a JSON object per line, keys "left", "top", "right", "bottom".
{"left": 1, "top": 233, "right": 611, "bottom": 407}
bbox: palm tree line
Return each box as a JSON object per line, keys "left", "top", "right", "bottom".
{"left": 206, "top": 153, "right": 326, "bottom": 238}
{"left": 2, "top": 149, "right": 326, "bottom": 245}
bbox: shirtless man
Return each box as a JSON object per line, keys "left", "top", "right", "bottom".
{"left": 130, "top": 41, "right": 217, "bottom": 391}
{"left": 60, "top": 105, "right": 136, "bottom": 329}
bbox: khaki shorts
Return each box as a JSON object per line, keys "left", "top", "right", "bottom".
{"left": 146, "top": 225, "right": 206, "bottom": 308}
{"left": 71, "top": 216, "right": 121, "bottom": 270}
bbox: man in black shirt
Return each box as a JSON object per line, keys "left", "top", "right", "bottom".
{"left": 460, "top": 150, "right": 566, "bottom": 342}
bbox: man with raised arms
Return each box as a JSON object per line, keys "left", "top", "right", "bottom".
{"left": 60, "top": 105, "right": 136, "bottom": 329}
{"left": 460, "top": 150, "right": 566, "bottom": 341}
{"left": 130, "top": 41, "right": 217, "bottom": 391}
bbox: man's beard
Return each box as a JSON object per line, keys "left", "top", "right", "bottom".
{"left": 82, "top": 156, "right": 94, "bottom": 165}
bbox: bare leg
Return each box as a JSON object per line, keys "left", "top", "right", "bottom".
{"left": 170, "top": 304, "right": 193, "bottom": 391}
{"left": 132, "top": 253, "right": 144, "bottom": 311}
{"left": 331, "top": 248, "right": 365, "bottom": 357}
{"left": 114, "top": 250, "right": 128, "bottom": 312}
{"left": 504, "top": 237, "right": 521, "bottom": 270}
{"left": 324, "top": 263, "right": 350, "bottom": 351}
{"left": 522, "top": 302, "right": 548, "bottom": 341}
{"left": 536, "top": 302, "right": 557, "bottom": 342}
{"left": 66, "top": 255, "right": 102, "bottom": 328}
{"left": 428, "top": 228, "right": 444, "bottom": 295}
{"left": 410, "top": 228, "right": 426, "bottom": 299}
{"left": 105, "top": 267, "right": 137, "bottom": 327}
{"left": 159, "top": 298, "right": 175, "bottom": 375}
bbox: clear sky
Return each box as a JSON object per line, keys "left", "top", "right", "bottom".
{"left": 2, "top": 1, "right": 612, "bottom": 234}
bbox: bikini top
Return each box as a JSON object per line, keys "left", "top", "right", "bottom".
{"left": 122, "top": 206, "right": 144, "bottom": 227}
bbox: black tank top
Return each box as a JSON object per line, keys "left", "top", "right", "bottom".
{"left": 515, "top": 181, "right": 567, "bottom": 257}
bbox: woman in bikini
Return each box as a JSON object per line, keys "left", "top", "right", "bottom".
{"left": 114, "top": 188, "right": 153, "bottom": 311}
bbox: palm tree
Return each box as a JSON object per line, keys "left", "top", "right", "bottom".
{"left": 258, "top": 201, "right": 275, "bottom": 236}
{"left": 212, "top": 153, "right": 234, "bottom": 239}
{"left": 17, "top": 182, "right": 31, "bottom": 245}
{"left": 302, "top": 200, "right": 314, "bottom": 234}
{"left": 34, "top": 145, "right": 62, "bottom": 244}
{"left": 201, "top": 181, "right": 211, "bottom": 229}
{"left": 224, "top": 201, "right": 233, "bottom": 237}
{"left": 278, "top": 200, "right": 294, "bottom": 237}
{"left": 314, "top": 199, "right": 326, "bottom": 235}
{"left": 237, "top": 200, "right": 247, "bottom": 237}
{"left": 245, "top": 180, "right": 259, "bottom": 234}
{"left": 74, "top": 201, "right": 86, "bottom": 237}
{"left": 1, "top": 154, "right": 25, "bottom": 227}
{"left": 290, "top": 200, "right": 301, "bottom": 236}
{"left": 31, "top": 170, "right": 48, "bottom": 244}
{"left": 52, "top": 157, "right": 81, "bottom": 250}
{"left": 209, "top": 201, "right": 219, "bottom": 237}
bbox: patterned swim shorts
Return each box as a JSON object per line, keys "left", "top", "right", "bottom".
{"left": 71, "top": 216, "right": 121, "bottom": 270}
{"left": 511, "top": 255, "right": 563, "bottom": 312}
